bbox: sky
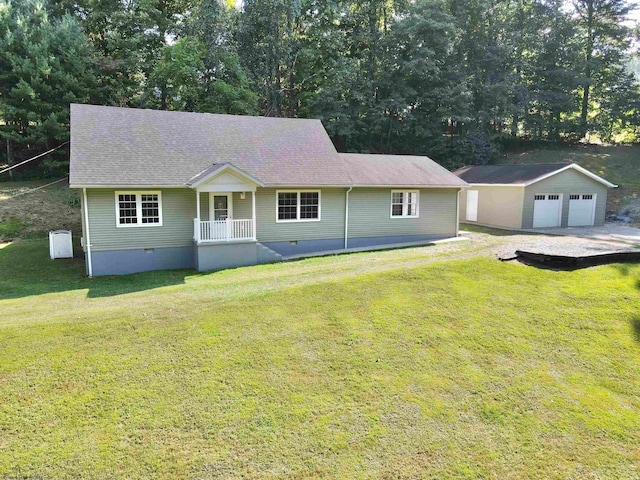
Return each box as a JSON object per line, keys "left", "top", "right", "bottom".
{"left": 627, "top": 0, "right": 640, "bottom": 23}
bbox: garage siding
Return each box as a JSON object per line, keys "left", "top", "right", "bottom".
{"left": 459, "top": 186, "right": 524, "bottom": 229}
{"left": 522, "top": 170, "right": 608, "bottom": 228}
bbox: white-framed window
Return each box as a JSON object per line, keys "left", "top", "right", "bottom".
{"left": 276, "top": 190, "right": 321, "bottom": 222}
{"left": 115, "top": 191, "right": 163, "bottom": 227}
{"left": 390, "top": 190, "right": 419, "bottom": 218}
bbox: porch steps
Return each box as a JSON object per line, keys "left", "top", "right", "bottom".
{"left": 256, "top": 243, "right": 284, "bottom": 264}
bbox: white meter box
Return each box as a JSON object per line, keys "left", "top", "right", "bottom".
{"left": 49, "top": 230, "right": 73, "bottom": 259}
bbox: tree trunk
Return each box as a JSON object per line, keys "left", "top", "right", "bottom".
{"left": 160, "top": 84, "right": 168, "bottom": 110}
{"left": 6, "top": 137, "right": 13, "bottom": 181}
{"left": 286, "top": 9, "right": 295, "bottom": 118}
{"left": 580, "top": 0, "right": 594, "bottom": 137}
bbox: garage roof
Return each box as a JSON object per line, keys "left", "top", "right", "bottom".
{"left": 454, "top": 163, "right": 617, "bottom": 188}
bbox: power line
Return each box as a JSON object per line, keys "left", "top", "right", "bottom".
{"left": 0, "top": 141, "right": 70, "bottom": 176}
{"left": 2, "top": 177, "right": 69, "bottom": 200}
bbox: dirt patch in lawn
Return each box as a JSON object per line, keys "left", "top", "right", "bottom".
{"left": 0, "top": 179, "right": 81, "bottom": 241}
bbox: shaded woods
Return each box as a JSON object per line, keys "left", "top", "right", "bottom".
{"left": 1, "top": 0, "right": 638, "bottom": 177}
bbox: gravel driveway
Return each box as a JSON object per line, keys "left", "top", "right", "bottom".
{"left": 460, "top": 225, "right": 639, "bottom": 261}
{"left": 524, "top": 223, "right": 640, "bottom": 247}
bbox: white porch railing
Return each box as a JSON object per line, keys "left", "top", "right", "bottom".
{"left": 194, "top": 219, "right": 254, "bottom": 243}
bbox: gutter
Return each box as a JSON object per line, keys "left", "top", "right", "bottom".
{"left": 344, "top": 186, "right": 352, "bottom": 249}
{"left": 82, "top": 188, "right": 93, "bottom": 277}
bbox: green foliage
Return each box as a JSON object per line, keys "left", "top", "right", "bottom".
{"left": 573, "top": 0, "right": 635, "bottom": 135}
{"left": 1, "top": 0, "right": 639, "bottom": 176}
{"left": 141, "top": 0, "right": 258, "bottom": 115}
{"left": 147, "top": 37, "right": 207, "bottom": 111}
{"left": 0, "top": 0, "right": 97, "bottom": 176}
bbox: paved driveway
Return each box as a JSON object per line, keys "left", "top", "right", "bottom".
{"left": 525, "top": 223, "right": 640, "bottom": 247}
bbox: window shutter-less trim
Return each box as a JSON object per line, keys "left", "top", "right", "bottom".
{"left": 390, "top": 190, "right": 419, "bottom": 218}
{"left": 276, "top": 190, "right": 321, "bottom": 222}
{"left": 115, "top": 191, "right": 163, "bottom": 227}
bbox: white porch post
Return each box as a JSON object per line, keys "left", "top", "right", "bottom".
{"left": 252, "top": 191, "right": 257, "bottom": 240}
{"left": 196, "top": 189, "right": 201, "bottom": 220}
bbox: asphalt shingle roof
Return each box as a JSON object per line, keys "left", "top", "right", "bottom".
{"left": 340, "top": 153, "right": 467, "bottom": 187}
{"left": 70, "top": 104, "right": 465, "bottom": 188}
{"left": 454, "top": 163, "right": 570, "bottom": 184}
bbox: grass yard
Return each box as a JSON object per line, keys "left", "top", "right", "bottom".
{"left": 0, "top": 238, "right": 639, "bottom": 479}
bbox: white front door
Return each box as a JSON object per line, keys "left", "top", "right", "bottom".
{"left": 210, "top": 193, "right": 233, "bottom": 222}
{"left": 568, "top": 194, "right": 596, "bottom": 226}
{"left": 532, "top": 194, "right": 562, "bottom": 228}
{"left": 466, "top": 190, "right": 479, "bottom": 222}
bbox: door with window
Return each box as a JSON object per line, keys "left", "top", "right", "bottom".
{"left": 210, "top": 193, "right": 233, "bottom": 221}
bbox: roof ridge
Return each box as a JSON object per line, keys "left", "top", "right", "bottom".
{"left": 71, "top": 103, "right": 323, "bottom": 123}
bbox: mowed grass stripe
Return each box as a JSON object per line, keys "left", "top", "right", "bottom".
{"left": 0, "top": 242, "right": 639, "bottom": 478}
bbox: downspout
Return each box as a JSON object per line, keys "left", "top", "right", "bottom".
{"left": 82, "top": 188, "right": 93, "bottom": 277}
{"left": 344, "top": 187, "right": 352, "bottom": 249}
{"left": 456, "top": 188, "right": 461, "bottom": 237}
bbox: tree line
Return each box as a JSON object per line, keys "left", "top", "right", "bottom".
{"left": 0, "top": 0, "right": 638, "bottom": 178}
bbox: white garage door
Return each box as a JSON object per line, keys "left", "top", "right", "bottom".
{"left": 466, "top": 190, "right": 478, "bottom": 221}
{"left": 533, "top": 194, "right": 562, "bottom": 228}
{"left": 568, "top": 194, "right": 596, "bottom": 226}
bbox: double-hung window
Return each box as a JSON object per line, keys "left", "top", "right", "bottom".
{"left": 277, "top": 190, "right": 321, "bottom": 222}
{"left": 115, "top": 191, "right": 162, "bottom": 227}
{"left": 390, "top": 190, "right": 419, "bottom": 218}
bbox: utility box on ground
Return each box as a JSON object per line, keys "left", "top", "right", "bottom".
{"left": 49, "top": 230, "right": 73, "bottom": 259}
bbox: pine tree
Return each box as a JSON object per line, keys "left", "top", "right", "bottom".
{"left": 0, "top": 0, "right": 97, "bottom": 178}
{"left": 573, "top": 0, "right": 634, "bottom": 136}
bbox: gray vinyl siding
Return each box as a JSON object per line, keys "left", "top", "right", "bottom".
{"left": 233, "top": 192, "right": 253, "bottom": 219}
{"left": 80, "top": 192, "right": 87, "bottom": 250}
{"left": 348, "top": 188, "right": 459, "bottom": 238}
{"left": 85, "top": 186, "right": 459, "bottom": 252}
{"left": 522, "top": 169, "right": 608, "bottom": 228}
{"left": 86, "top": 188, "right": 196, "bottom": 251}
{"left": 255, "top": 188, "right": 345, "bottom": 242}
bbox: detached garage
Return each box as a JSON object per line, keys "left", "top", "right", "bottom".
{"left": 454, "top": 163, "right": 617, "bottom": 230}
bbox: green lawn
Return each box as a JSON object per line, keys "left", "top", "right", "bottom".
{"left": 0, "top": 239, "right": 639, "bottom": 479}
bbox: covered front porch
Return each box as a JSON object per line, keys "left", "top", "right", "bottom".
{"left": 189, "top": 164, "right": 261, "bottom": 245}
